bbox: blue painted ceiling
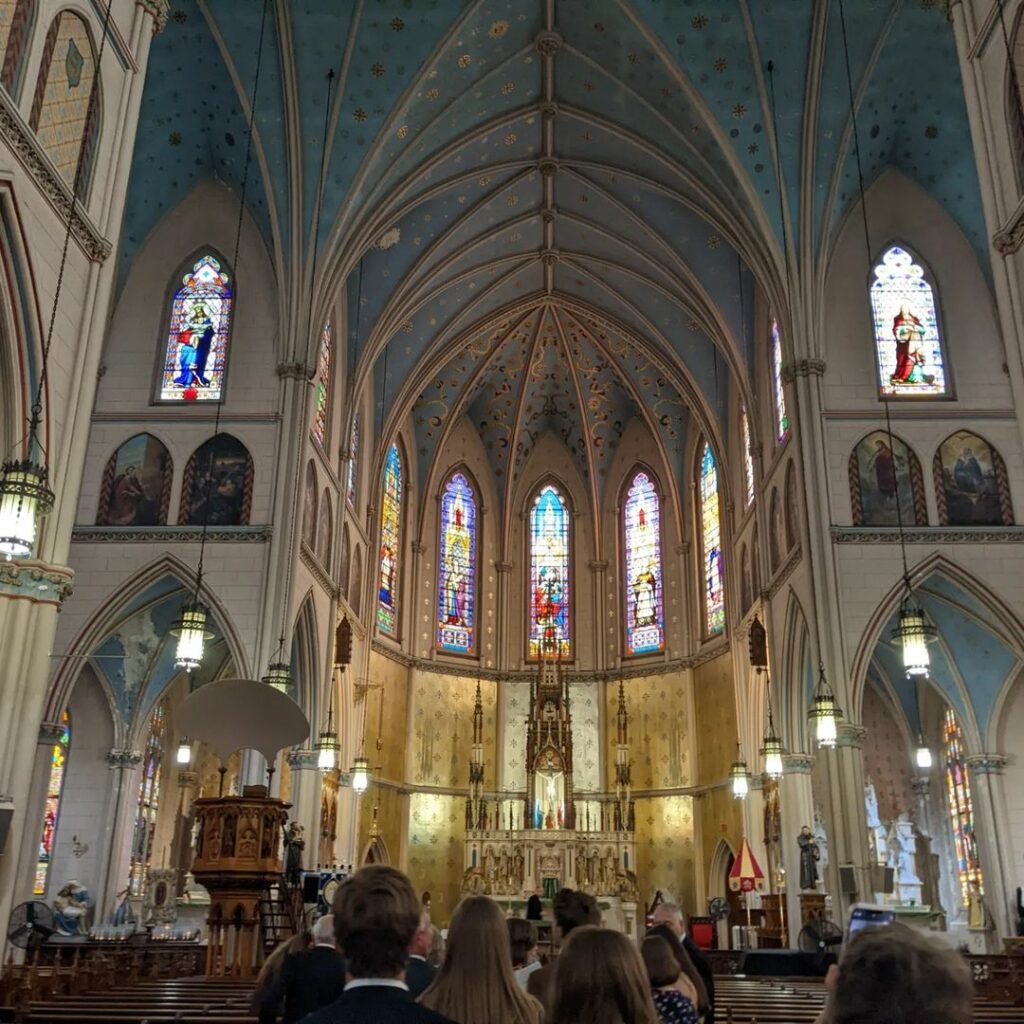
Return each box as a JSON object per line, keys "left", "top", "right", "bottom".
{"left": 120, "top": 0, "right": 986, "bottom": 498}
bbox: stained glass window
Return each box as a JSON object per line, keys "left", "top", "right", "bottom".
{"left": 699, "top": 441, "right": 725, "bottom": 634}
{"left": 623, "top": 470, "right": 664, "bottom": 656}
{"left": 871, "top": 246, "right": 947, "bottom": 397}
{"left": 377, "top": 443, "right": 402, "bottom": 635}
{"left": 770, "top": 318, "right": 789, "bottom": 443}
{"left": 33, "top": 710, "right": 69, "bottom": 895}
{"left": 313, "top": 321, "right": 332, "bottom": 447}
{"left": 741, "top": 406, "right": 755, "bottom": 506}
{"left": 158, "top": 254, "right": 233, "bottom": 402}
{"left": 437, "top": 471, "right": 477, "bottom": 654}
{"left": 128, "top": 703, "right": 165, "bottom": 895}
{"left": 529, "top": 484, "right": 571, "bottom": 659}
{"left": 943, "top": 707, "right": 982, "bottom": 905}
{"left": 346, "top": 413, "right": 360, "bottom": 507}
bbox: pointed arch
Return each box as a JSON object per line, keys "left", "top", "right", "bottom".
{"left": 178, "top": 433, "right": 253, "bottom": 525}
{"left": 769, "top": 316, "right": 789, "bottom": 444}
{"left": 96, "top": 433, "right": 172, "bottom": 526}
{"left": 301, "top": 461, "right": 318, "bottom": 547}
{"left": 436, "top": 466, "right": 480, "bottom": 656}
{"left": 527, "top": 477, "right": 573, "bottom": 660}
{"left": 316, "top": 489, "right": 333, "bottom": 567}
{"left": 340, "top": 524, "right": 351, "bottom": 601}
{"left": 784, "top": 461, "right": 799, "bottom": 550}
{"left": 870, "top": 244, "right": 949, "bottom": 397}
{"left": 313, "top": 320, "right": 333, "bottom": 448}
{"left": 740, "top": 404, "right": 754, "bottom": 506}
{"left": 620, "top": 465, "right": 665, "bottom": 656}
{"left": 849, "top": 430, "right": 928, "bottom": 527}
{"left": 768, "top": 488, "right": 783, "bottom": 573}
{"left": 933, "top": 430, "right": 1013, "bottom": 526}
{"left": 29, "top": 11, "right": 100, "bottom": 195}
{"left": 351, "top": 545, "right": 363, "bottom": 619}
{"left": 698, "top": 440, "right": 724, "bottom": 635}
{"left": 377, "top": 442, "right": 404, "bottom": 637}
{"left": 346, "top": 411, "right": 360, "bottom": 507}
{"left": 0, "top": 0, "right": 37, "bottom": 98}
{"left": 292, "top": 592, "right": 320, "bottom": 720}
{"left": 156, "top": 250, "right": 235, "bottom": 402}
{"left": 740, "top": 543, "right": 751, "bottom": 614}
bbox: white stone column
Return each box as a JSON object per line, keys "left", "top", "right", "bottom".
{"left": 286, "top": 749, "right": 323, "bottom": 873}
{"left": 966, "top": 754, "right": 1012, "bottom": 939}
{"left": 99, "top": 748, "right": 143, "bottom": 919}
{"left": 779, "top": 752, "right": 817, "bottom": 943}
{"left": 589, "top": 559, "right": 607, "bottom": 673}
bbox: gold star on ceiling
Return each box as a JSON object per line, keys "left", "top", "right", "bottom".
{"left": 458, "top": 54, "right": 472, "bottom": 68}
{"left": 371, "top": 63, "right": 385, "bottom": 77}
{"left": 354, "top": 108, "right": 367, "bottom": 122}
{"left": 692, "top": 13, "right": 708, "bottom": 28}
{"left": 714, "top": 56, "right": 728, "bottom": 72}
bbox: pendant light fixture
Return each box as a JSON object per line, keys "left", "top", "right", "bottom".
{"left": 761, "top": 700, "right": 785, "bottom": 781}
{"left": 915, "top": 734, "right": 933, "bottom": 770}
{"left": 729, "top": 746, "right": 750, "bottom": 799}
{"left": 172, "top": 0, "right": 269, "bottom": 671}
{"left": 0, "top": 0, "right": 117, "bottom": 558}
{"left": 808, "top": 663, "right": 841, "bottom": 749}
{"left": 350, "top": 755, "right": 370, "bottom": 794}
{"left": 261, "top": 633, "right": 292, "bottom": 693}
{"left": 175, "top": 736, "right": 192, "bottom": 766}
{"left": 838, "top": 0, "right": 937, "bottom": 681}
{"left": 316, "top": 676, "right": 340, "bottom": 771}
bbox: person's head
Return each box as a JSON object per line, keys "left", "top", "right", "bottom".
{"left": 824, "top": 923, "right": 972, "bottom": 1024}
{"left": 650, "top": 902, "right": 686, "bottom": 937}
{"left": 552, "top": 887, "right": 601, "bottom": 941}
{"left": 409, "top": 909, "right": 432, "bottom": 957}
{"left": 551, "top": 927, "right": 659, "bottom": 1024}
{"left": 646, "top": 924, "right": 709, "bottom": 1009}
{"left": 311, "top": 914, "right": 335, "bottom": 948}
{"left": 419, "top": 896, "right": 542, "bottom": 1024}
{"left": 641, "top": 935, "right": 681, "bottom": 988}
{"left": 507, "top": 917, "right": 538, "bottom": 968}
{"left": 332, "top": 865, "right": 420, "bottom": 979}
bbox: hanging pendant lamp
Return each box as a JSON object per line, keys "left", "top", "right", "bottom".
{"left": 317, "top": 678, "right": 340, "bottom": 771}
{"left": 915, "top": 733, "right": 933, "bottom": 769}
{"left": 175, "top": 736, "right": 193, "bottom": 766}
{"left": 891, "top": 585, "right": 936, "bottom": 678}
{"left": 761, "top": 675, "right": 785, "bottom": 780}
{"left": 171, "top": 598, "right": 212, "bottom": 671}
{"left": 729, "top": 746, "right": 750, "bottom": 799}
{"left": 808, "top": 663, "right": 841, "bottom": 749}
{"left": 350, "top": 755, "right": 370, "bottom": 794}
{"left": 261, "top": 633, "right": 292, "bottom": 693}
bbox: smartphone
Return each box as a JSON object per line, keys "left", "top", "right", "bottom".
{"left": 847, "top": 904, "right": 895, "bottom": 939}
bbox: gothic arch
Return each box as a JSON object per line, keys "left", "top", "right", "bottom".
{"left": 178, "top": 433, "right": 254, "bottom": 525}
{"left": 932, "top": 430, "right": 1013, "bottom": 526}
{"left": 301, "top": 461, "right": 318, "bottom": 547}
{"left": 340, "top": 524, "right": 351, "bottom": 601}
{"left": 292, "top": 591, "right": 320, "bottom": 722}
{"left": 434, "top": 463, "right": 483, "bottom": 657}
{"left": 316, "top": 489, "right": 333, "bottom": 568}
{"left": 768, "top": 488, "right": 783, "bottom": 573}
{"left": 739, "top": 543, "right": 751, "bottom": 614}
{"left": 848, "top": 430, "right": 927, "bottom": 527}
{"left": 783, "top": 461, "right": 798, "bottom": 550}
{"left": 0, "top": 0, "right": 36, "bottom": 98}
{"left": 96, "top": 432, "right": 173, "bottom": 526}
{"left": 350, "top": 545, "right": 363, "bottom": 620}
{"left": 618, "top": 463, "right": 667, "bottom": 658}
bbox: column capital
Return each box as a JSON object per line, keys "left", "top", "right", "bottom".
{"left": 836, "top": 722, "right": 867, "bottom": 748}
{"left": 911, "top": 776, "right": 930, "bottom": 798}
{"left": 287, "top": 748, "right": 320, "bottom": 771}
{"left": 781, "top": 359, "right": 826, "bottom": 383}
{"left": 589, "top": 560, "right": 609, "bottom": 573}
{"left": 782, "top": 752, "right": 815, "bottom": 775}
{"left": 411, "top": 541, "right": 426, "bottom": 555}
{"left": 0, "top": 559, "right": 74, "bottom": 605}
{"left": 38, "top": 721, "right": 65, "bottom": 743}
{"left": 136, "top": 0, "right": 169, "bottom": 33}
{"left": 276, "top": 361, "right": 310, "bottom": 380}
{"left": 495, "top": 561, "right": 514, "bottom": 574}
{"left": 107, "top": 748, "right": 142, "bottom": 769}
{"left": 177, "top": 770, "right": 198, "bottom": 788}
{"left": 966, "top": 753, "right": 1008, "bottom": 775}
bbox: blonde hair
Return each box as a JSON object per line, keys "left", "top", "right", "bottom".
{"left": 251, "top": 930, "right": 311, "bottom": 1011}
{"left": 550, "top": 926, "right": 659, "bottom": 1024}
{"left": 419, "top": 896, "right": 544, "bottom": 1024}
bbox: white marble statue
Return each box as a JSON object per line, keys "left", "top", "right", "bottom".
{"left": 813, "top": 807, "right": 829, "bottom": 873}
{"left": 888, "top": 812, "right": 924, "bottom": 906}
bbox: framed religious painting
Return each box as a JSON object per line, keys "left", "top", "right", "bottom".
{"left": 96, "top": 433, "right": 172, "bottom": 526}
{"left": 848, "top": 432, "right": 927, "bottom": 527}
{"left": 178, "top": 434, "right": 253, "bottom": 526}
{"left": 933, "top": 431, "right": 1013, "bottom": 526}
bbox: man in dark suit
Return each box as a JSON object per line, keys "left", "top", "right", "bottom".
{"left": 303, "top": 866, "right": 454, "bottom": 1024}
{"left": 405, "top": 909, "right": 436, "bottom": 998}
{"left": 651, "top": 902, "right": 716, "bottom": 1024}
{"left": 276, "top": 914, "right": 346, "bottom": 1023}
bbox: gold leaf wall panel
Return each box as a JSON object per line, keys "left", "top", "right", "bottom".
{"left": 605, "top": 674, "right": 692, "bottom": 790}
{"left": 410, "top": 669, "right": 496, "bottom": 789}
{"left": 366, "top": 652, "right": 411, "bottom": 783}
{"left": 406, "top": 793, "right": 467, "bottom": 925}
{"left": 699, "top": 785, "right": 744, "bottom": 896}
{"left": 358, "top": 784, "right": 406, "bottom": 865}
{"left": 634, "top": 794, "right": 696, "bottom": 910}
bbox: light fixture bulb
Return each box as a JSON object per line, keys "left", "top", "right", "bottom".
{"left": 316, "top": 731, "right": 339, "bottom": 771}
{"left": 729, "top": 759, "right": 749, "bottom": 799}
{"left": 0, "top": 458, "right": 54, "bottom": 559}
{"left": 171, "top": 601, "right": 211, "bottom": 671}
{"left": 915, "top": 738, "right": 932, "bottom": 769}
{"left": 761, "top": 735, "right": 784, "bottom": 780}
{"left": 262, "top": 661, "right": 291, "bottom": 693}
{"left": 176, "top": 738, "right": 192, "bottom": 765}
{"left": 351, "top": 756, "right": 370, "bottom": 794}
{"left": 891, "top": 596, "right": 935, "bottom": 678}
{"left": 811, "top": 693, "right": 840, "bottom": 749}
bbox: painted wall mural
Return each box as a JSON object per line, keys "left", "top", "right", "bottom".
{"left": 179, "top": 434, "right": 253, "bottom": 525}
{"left": 96, "top": 433, "right": 172, "bottom": 526}
{"left": 934, "top": 431, "right": 1013, "bottom": 526}
{"left": 849, "top": 431, "right": 927, "bottom": 527}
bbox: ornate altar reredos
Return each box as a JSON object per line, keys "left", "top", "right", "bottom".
{"left": 462, "top": 650, "right": 638, "bottom": 936}
{"left": 191, "top": 786, "right": 290, "bottom": 976}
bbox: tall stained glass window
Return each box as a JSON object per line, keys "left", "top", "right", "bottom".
{"left": 346, "top": 413, "right": 360, "bottom": 507}
{"left": 741, "top": 406, "right": 755, "bottom": 506}
{"left": 128, "top": 703, "right": 165, "bottom": 895}
{"left": 529, "top": 484, "right": 571, "bottom": 659}
{"left": 377, "top": 443, "right": 402, "bottom": 635}
{"left": 158, "top": 254, "right": 233, "bottom": 402}
{"left": 623, "top": 470, "right": 664, "bottom": 655}
{"left": 437, "top": 471, "right": 477, "bottom": 654}
{"left": 313, "top": 321, "right": 332, "bottom": 447}
{"left": 871, "top": 245, "right": 947, "bottom": 397}
{"left": 33, "top": 710, "right": 69, "bottom": 895}
{"left": 770, "top": 318, "right": 789, "bottom": 443}
{"left": 699, "top": 441, "right": 725, "bottom": 634}
{"left": 943, "top": 707, "right": 982, "bottom": 905}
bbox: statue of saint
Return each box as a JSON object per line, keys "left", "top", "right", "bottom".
{"left": 797, "top": 825, "right": 820, "bottom": 892}
{"left": 283, "top": 821, "right": 305, "bottom": 887}
{"left": 53, "top": 881, "right": 90, "bottom": 936}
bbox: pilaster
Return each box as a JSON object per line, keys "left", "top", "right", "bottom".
{"left": 100, "top": 748, "right": 143, "bottom": 918}
{"left": 778, "top": 752, "right": 816, "bottom": 940}
{"left": 286, "top": 749, "right": 324, "bottom": 869}
{"left": 965, "top": 753, "right": 1012, "bottom": 937}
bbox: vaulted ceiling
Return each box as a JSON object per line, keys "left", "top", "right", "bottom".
{"left": 120, "top": 0, "right": 986, "bottom": 505}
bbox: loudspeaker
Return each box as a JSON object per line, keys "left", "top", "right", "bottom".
{"left": 0, "top": 802, "right": 13, "bottom": 854}
{"left": 870, "top": 865, "right": 895, "bottom": 895}
{"left": 302, "top": 873, "right": 321, "bottom": 904}
{"left": 839, "top": 864, "right": 858, "bottom": 895}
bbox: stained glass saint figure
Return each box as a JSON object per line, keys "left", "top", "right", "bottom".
{"left": 529, "top": 484, "right": 571, "bottom": 659}
{"left": 159, "top": 254, "right": 233, "bottom": 402}
{"left": 700, "top": 442, "right": 725, "bottom": 634}
{"left": 623, "top": 471, "right": 664, "bottom": 655}
{"left": 377, "top": 444, "right": 402, "bottom": 635}
{"left": 437, "top": 472, "right": 477, "bottom": 654}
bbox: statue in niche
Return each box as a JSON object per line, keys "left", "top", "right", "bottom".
{"left": 53, "top": 881, "right": 91, "bottom": 936}
{"left": 283, "top": 822, "right": 305, "bottom": 887}
{"left": 865, "top": 779, "right": 888, "bottom": 866}
{"left": 813, "top": 807, "right": 829, "bottom": 874}
{"left": 888, "top": 813, "right": 923, "bottom": 905}
{"left": 797, "top": 825, "right": 820, "bottom": 892}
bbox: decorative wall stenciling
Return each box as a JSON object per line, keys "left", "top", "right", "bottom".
{"left": 933, "top": 431, "right": 1013, "bottom": 526}
{"left": 96, "top": 433, "right": 172, "bottom": 526}
{"left": 849, "top": 432, "right": 927, "bottom": 527}
{"left": 179, "top": 434, "right": 253, "bottom": 526}
{"left": 569, "top": 680, "right": 600, "bottom": 792}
